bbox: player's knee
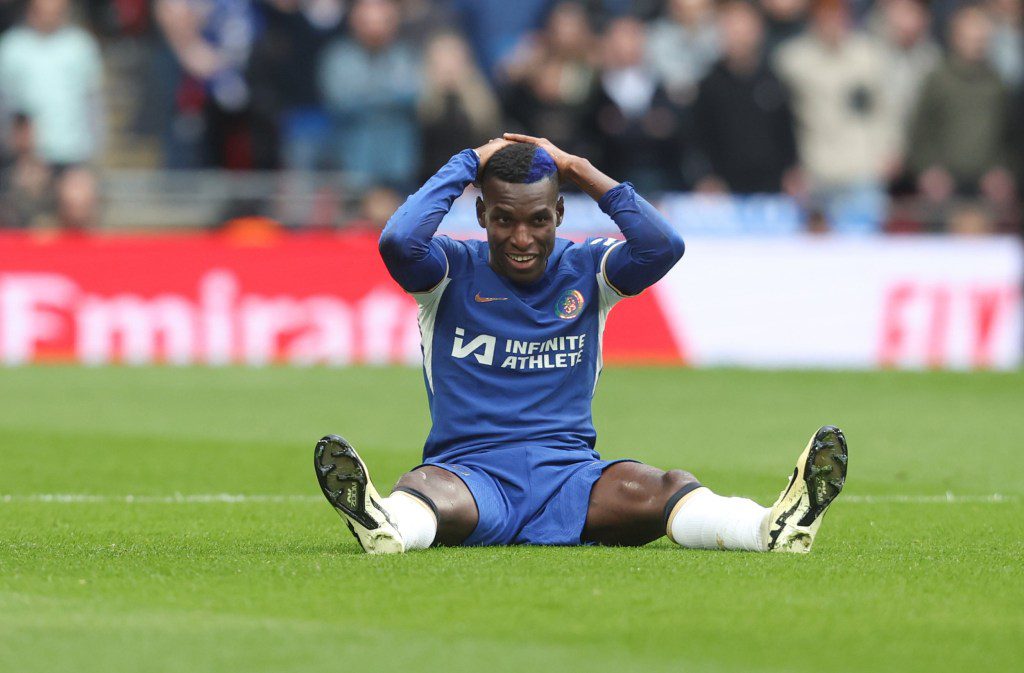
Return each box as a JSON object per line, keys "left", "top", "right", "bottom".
{"left": 662, "top": 469, "right": 699, "bottom": 496}
{"left": 395, "top": 467, "right": 478, "bottom": 537}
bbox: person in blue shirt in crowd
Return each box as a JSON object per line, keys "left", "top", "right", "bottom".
{"left": 314, "top": 133, "right": 848, "bottom": 554}
{"left": 319, "top": 0, "right": 421, "bottom": 191}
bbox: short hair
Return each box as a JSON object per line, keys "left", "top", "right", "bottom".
{"left": 479, "top": 142, "right": 558, "bottom": 185}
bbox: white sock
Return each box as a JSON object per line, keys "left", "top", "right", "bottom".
{"left": 380, "top": 492, "right": 437, "bottom": 551}
{"left": 667, "top": 487, "right": 770, "bottom": 552}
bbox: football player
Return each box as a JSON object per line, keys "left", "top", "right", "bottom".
{"left": 314, "top": 134, "right": 847, "bottom": 553}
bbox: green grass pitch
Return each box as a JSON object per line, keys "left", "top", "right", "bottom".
{"left": 1, "top": 366, "right": 1022, "bottom": 672}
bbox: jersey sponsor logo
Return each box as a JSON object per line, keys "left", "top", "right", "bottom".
{"left": 449, "top": 327, "right": 587, "bottom": 370}
{"left": 474, "top": 292, "right": 509, "bottom": 303}
{"left": 555, "top": 289, "right": 585, "bottom": 320}
{"left": 451, "top": 327, "right": 496, "bottom": 365}
{"left": 500, "top": 333, "right": 586, "bottom": 370}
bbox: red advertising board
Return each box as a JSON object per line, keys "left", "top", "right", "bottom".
{"left": 3, "top": 232, "right": 1020, "bottom": 369}
{"left": 0, "top": 232, "right": 681, "bottom": 366}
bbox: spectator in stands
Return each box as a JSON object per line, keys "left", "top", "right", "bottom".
{"left": 450, "top": 0, "right": 554, "bottom": 81}
{"left": 759, "top": 0, "right": 809, "bottom": 55}
{"left": 692, "top": 0, "right": 799, "bottom": 194}
{"left": 908, "top": 5, "right": 1015, "bottom": 208}
{"left": 945, "top": 201, "right": 1001, "bottom": 235}
{"left": 346, "top": 184, "right": 404, "bottom": 234}
{"left": 774, "top": 0, "right": 896, "bottom": 232}
{"left": 417, "top": 31, "right": 501, "bottom": 182}
{"left": 591, "top": 15, "right": 684, "bottom": 193}
{"left": 247, "top": 0, "right": 342, "bottom": 170}
{"left": 56, "top": 159, "right": 99, "bottom": 230}
{"left": 501, "top": 2, "right": 600, "bottom": 161}
{"left": 155, "top": 0, "right": 261, "bottom": 169}
{"left": 502, "top": 2, "right": 597, "bottom": 88}
{"left": 646, "top": 0, "right": 720, "bottom": 106}
{"left": 0, "top": 112, "right": 54, "bottom": 228}
{"left": 0, "top": 0, "right": 103, "bottom": 229}
{"left": 319, "top": 0, "right": 421, "bottom": 191}
{"left": 987, "top": 0, "right": 1023, "bottom": 90}
{"left": 874, "top": 0, "right": 941, "bottom": 194}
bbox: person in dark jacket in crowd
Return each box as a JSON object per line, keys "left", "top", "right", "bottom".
{"left": 247, "top": 0, "right": 342, "bottom": 170}
{"left": 692, "top": 0, "right": 799, "bottom": 194}
{"left": 500, "top": 2, "right": 601, "bottom": 164}
{"left": 908, "top": 4, "right": 1015, "bottom": 207}
{"left": 591, "top": 15, "right": 686, "bottom": 194}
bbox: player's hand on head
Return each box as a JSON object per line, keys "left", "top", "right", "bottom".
{"left": 502, "top": 133, "right": 575, "bottom": 177}
{"left": 473, "top": 137, "right": 513, "bottom": 181}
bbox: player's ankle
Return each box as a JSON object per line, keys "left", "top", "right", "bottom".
{"left": 667, "top": 488, "right": 769, "bottom": 552}
{"left": 382, "top": 491, "right": 438, "bottom": 551}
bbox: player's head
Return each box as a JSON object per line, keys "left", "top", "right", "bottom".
{"left": 476, "top": 143, "right": 564, "bottom": 285}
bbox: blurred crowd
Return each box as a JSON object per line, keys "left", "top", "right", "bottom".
{"left": 0, "top": 0, "right": 1022, "bottom": 233}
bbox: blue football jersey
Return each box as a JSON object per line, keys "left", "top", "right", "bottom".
{"left": 413, "top": 235, "right": 626, "bottom": 461}
{"left": 379, "top": 149, "right": 685, "bottom": 464}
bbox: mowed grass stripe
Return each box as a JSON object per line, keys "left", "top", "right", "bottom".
{"left": 2, "top": 366, "right": 1023, "bottom": 673}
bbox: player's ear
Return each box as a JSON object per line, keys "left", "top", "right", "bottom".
{"left": 476, "top": 196, "right": 486, "bottom": 228}
{"left": 555, "top": 196, "right": 564, "bottom": 227}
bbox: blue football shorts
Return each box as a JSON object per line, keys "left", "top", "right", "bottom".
{"left": 423, "top": 446, "right": 634, "bottom": 546}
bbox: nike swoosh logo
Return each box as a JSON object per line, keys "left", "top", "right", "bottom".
{"left": 475, "top": 293, "right": 509, "bottom": 303}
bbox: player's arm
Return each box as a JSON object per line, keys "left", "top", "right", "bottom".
{"left": 379, "top": 139, "right": 510, "bottom": 292}
{"left": 503, "top": 133, "right": 685, "bottom": 296}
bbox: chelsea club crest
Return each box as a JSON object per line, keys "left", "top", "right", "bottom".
{"left": 555, "top": 289, "right": 585, "bottom": 320}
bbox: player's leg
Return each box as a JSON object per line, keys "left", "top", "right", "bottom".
{"left": 391, "top": 466, "right": 478, "bottom": 546}
{"left": 583, "top": 462, "right": 702, "bottom": 546}
{"left": 584, "top": 461, "right": 768, "bottom": 550}
{"left": 584, "top": 425, "right": 848, "bottom": 553}
{"left": 666, "top": 425, "right": 847, "bottom": 552}
{"left": 314, "top": 435, "right": 478, "bottom": 553}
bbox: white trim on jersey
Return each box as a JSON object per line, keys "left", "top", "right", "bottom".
{"left": 409, "top": 251, "right": 451, "bottom": 394}
{"left": 598, "top": 238, "right": 632, "bottom": 298}
{"left": 594, "top": 240, "right": 626, "bottom": 394}
{"left": 411, "top": 276, "right": 451, "bottom": 393}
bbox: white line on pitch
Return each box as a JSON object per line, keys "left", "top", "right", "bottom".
{"left": 842, "top": 493, "right": 1017, "bottom": 504}
{"left": 0, "top": 493, "right": 1018, "bottom": 505}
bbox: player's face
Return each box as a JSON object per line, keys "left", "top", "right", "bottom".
{"left": 477, "top": 177, "right": 563, "bottom": 285}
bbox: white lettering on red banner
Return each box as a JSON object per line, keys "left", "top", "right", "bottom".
{"left": 0, "top": 268, "right": 423, "bottom": 366}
